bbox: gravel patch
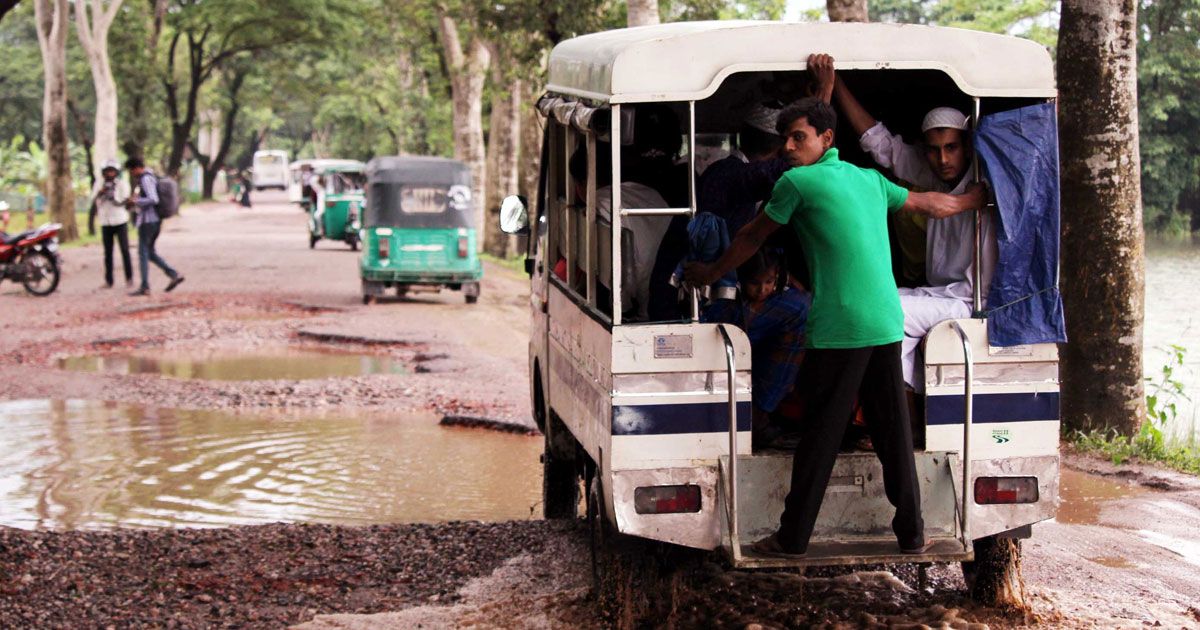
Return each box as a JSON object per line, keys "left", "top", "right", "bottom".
{"left": 0, "top": 521, "right": 567, "bottom": 629}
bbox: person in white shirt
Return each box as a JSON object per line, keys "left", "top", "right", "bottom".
{"left": 569, "top": 144, "right": 671, "bottom": 322}
{"left": 809, "top": 54, "right": 997, "bottom": 392}
{"left": 88, "top": 159, "right": 133, "bottom": 288}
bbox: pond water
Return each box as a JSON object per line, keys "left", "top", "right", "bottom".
{"left": 0, "top": 399, "right": 542, "bottom": 530}
{"left": 1145, "top": 240, "right": 1200, "bottom": 440}
{"left": 58, "top": 347, "right": 405, "bottom": 381}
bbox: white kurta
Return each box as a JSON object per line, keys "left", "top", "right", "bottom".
{"left": 859, "top": 122, "right": 998, "bottom": 389}
{"left": 597, "top": 182, "right": 670, "bottom": 321}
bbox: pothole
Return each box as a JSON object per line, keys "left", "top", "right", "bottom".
{"left": 0, "top": 399, "right": 542, "bottom": 529}
{"left": 58, "top": 347, "right": 406, "bottom": 381}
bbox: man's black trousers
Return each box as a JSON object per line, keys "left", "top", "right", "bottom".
{"left": 101, "top": 222, "right": 132, "bottom": 286}
{"left": 776, "top": 341, "right": 924, "bottom": 552}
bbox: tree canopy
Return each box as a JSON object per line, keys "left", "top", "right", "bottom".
{"left": 0, "top": 0, "right": 1196, "bottom": 235}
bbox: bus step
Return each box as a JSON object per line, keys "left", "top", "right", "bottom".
{"left": 730, "top": 536, "right": 971, "bottom": 569}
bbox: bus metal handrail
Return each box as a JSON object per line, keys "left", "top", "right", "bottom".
{"left": 949, "top": 321, "right": 974, "bottom": 552}
{"left": 717, "top": 324, "right": 742, "bottom": 561}
{"left": 619, "top": 207, "right": 694, "bottom": 217}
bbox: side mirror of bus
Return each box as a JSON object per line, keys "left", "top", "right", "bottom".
{"left": 499, "top": 195, "right": 529, "bottom": 235}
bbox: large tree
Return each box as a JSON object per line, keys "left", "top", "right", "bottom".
{"left": 827, "top": 0, "right": 868, "bottom": 21}
{"left": 157, "top": 0, "right": 334, "bottom": 176}
{"left": 627, "top": 0, "right": 659, "bottom": 26}
{"left": 435, "top": 6, "right": 491, "bottom": 250}
{"left": 34, "top": 0, "right": 77, "bottom": 241}
{"left": 73, "top": 0, "right": 123, "bottom": 171}
{"left": 1058, "top": 0, "right": 1146, "bottom": 435}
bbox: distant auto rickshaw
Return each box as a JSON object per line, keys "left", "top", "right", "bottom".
{"left": 360, "top": 156, "right": 482, "bottom": 304}
{"left": 306, "top": 161, "right": 366, "bottom": 250}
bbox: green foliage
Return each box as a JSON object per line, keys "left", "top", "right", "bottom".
{"left": 1137, "top": 0, "right": 1200, "bottom": 234}
{"left": 1071, "top": 346, "right": 1200, "bottom": 475}
{"left": 869, "top": 0, "right": 1058, "bottom": 48}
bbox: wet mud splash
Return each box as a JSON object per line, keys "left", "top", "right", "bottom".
{"left": 58, "top": 347, "right": 406, "bottom": 381}
{"left": 0, "top": 399, "right": 541, "bottom": 529}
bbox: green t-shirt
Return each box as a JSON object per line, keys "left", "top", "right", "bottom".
{"left": 763, "top": 148, "right": 909, "bottom": 349}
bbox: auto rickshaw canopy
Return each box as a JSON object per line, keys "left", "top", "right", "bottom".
{"left": 364, "top": 156, "right": 473, "bottom": 229}
{"left": 547, "top": 21, "right": 1056, "bottom": 104}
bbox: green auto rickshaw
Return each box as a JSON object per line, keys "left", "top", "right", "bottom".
{"left": 360, "top": 156, "right": 483, "bottom": 304}
{"left": 307, "top": 161, "right": 366, "bottom": 250}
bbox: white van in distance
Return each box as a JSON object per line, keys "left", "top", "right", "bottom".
{"left": 252, "top": 150, "right": 289, "bottom": 190}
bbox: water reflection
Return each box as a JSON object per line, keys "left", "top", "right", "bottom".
{"left": 59, "top": 347, "right": 405, "bottom": 381}
{"left": 0, "top": 400, "right": 542, "bottom": 529}
{"left": 1145, "top": 238, "right": 1200, "bottom": 440}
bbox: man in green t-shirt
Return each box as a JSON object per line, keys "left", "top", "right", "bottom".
{"left": 685, "top": 97, "right": 984, "bottom": 556}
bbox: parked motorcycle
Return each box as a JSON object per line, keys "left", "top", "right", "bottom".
{"left": 0, "top": 222, "right": 62, "bottom": 296}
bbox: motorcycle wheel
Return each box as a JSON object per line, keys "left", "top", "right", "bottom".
{"left": 21, "top": 250, "right": 59, "bottom": 296}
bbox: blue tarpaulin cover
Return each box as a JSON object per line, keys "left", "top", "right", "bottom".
{"left": 976, "top": 102, "right": 1068, "bottom": 346}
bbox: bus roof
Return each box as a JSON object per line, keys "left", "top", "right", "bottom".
{"left": 547, "top": 21, "right": 1056, "bottom": 103}
{"left": 289, "top": 159, "right": 365, "bottom": 171}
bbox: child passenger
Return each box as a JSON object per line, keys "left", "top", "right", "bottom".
{"left": 703, "top": 248, "right": 810, "bottom": 443}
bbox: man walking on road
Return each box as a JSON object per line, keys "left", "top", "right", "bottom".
{"left": 88, "top": 159, "right": 134, "bottom": 289}
{"left": 684, "top": 98, "right": 985, "bottom": 556}
{"left": 125, "top": 157, "right": 184, "bottom": 296}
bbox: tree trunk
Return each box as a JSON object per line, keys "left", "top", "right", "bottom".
{"left": 627, "top": 0, "right": 660, "bottom": 27}
{"left": 1058, "top": 0, "right": 1145, "bottom": 435}
{"left": 74, "top": 0, "right": 123, "bottom": 174}
{"left": 519, "top": 81, "right": 542, "bottom": 220}
{"left": 484, "top": 59, "right": 521, "bottom": 257}
{"left": 35, "top": 0, "right": 78, "bottom": 242}
{"left": 435, "top": 12, "right": 490, "bottom": 250}
{"left": 827, "top": 0, "right": 869, "bottom": 22}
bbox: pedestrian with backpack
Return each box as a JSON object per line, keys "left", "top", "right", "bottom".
{"left": 124, "top": 157, "right": 184, "bottom": 296}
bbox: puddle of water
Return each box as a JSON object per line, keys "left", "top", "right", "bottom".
{"left": 1055, "top": 469, "right": 1149, "bottom": 526}
{"left": 1087, "top": 556, "right": 1135, "bottom": 569}
{"left": 0, "top": 399, "right": 542, "bottom": 529}
{"left": 59, "top": 347, "right": 404, "bottom": 381}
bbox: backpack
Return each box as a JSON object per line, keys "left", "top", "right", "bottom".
{"left": 154, "top": 175, "right": 180, "bottom": 219}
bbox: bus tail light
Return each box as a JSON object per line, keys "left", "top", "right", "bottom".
{"left": 634, "top": 484, "right": 701, "bottom": 514}
{"left": 378, "top": 238, "right": 389, "bottom": 259}
{"left": 326, "top": 200, "right": 336, "bottom": 208}
{"left": 457, "top": 236, "right": 469, "bottom": 258}
{"left": 974, "top": 477, "right": 1039, "bottom": 504}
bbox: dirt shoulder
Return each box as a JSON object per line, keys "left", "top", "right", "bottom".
{"left": 0, "top": 195, "right": 534, "bottom": 428}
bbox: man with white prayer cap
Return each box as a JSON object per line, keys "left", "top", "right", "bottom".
{"left": 808, "top": 53, "right": 997, "bottom": 396}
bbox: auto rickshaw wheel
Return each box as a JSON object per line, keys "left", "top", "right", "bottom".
{"left": 465, "top": 294, "right": 478, "bottom": 304}
{"left": 362, "top": 294, "right": 374, "bottom": 305}
{"left": 349, "top": 237, "right": 359, "bottom": 251}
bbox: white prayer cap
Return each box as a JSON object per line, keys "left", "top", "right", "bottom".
{"left": 921, "top": 107, "right": 970, "bottom": 133}
{"left": 744, "top": 103, "right": 783, "bottom": 136}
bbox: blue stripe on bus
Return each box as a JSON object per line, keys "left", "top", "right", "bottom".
{"left": 612, "top": 402, "right": 752, "bottom": 435}
{"left": 926, "top": 392, "right": 1059, "bottom": 425}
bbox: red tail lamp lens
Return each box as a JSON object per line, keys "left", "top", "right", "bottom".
{"left": 457, "top": 236, "right": 469, "bottom": 258}
{"left": 633, "top": 484, "right": 702, "bottom": 514}
{"left": 325, "top": 200, "right": 336, "bottom": 208}
{"left": 378, "top": 238, "right": 389, "bottom": 259}
{"left": 974, "top": 476, "right": 1039, "bottom": 505}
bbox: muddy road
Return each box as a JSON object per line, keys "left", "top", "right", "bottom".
{"left": 1, "top": 194, "right": 1199, "bottom": 628}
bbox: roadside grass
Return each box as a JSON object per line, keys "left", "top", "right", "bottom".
{"left": 1069, "top": 344, "right": 1200, "bottom": 475}
{"left": 480, "top": 252, "right": 528, "bottom": 275}
{"left": 9, "top": 211, "right": 101, "bottom": 248}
